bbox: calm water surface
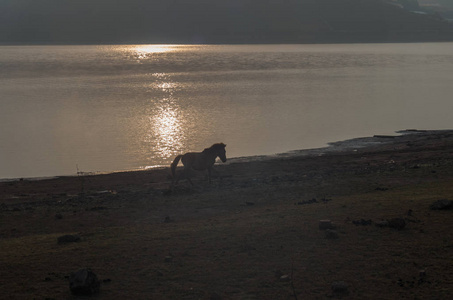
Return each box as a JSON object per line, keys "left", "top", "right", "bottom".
{"left": 1, "top": 43, "right": 453, "bottom": 178}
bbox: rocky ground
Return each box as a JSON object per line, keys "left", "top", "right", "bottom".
{"left": 1, "top": 130, "right": 453, "bottom": 299}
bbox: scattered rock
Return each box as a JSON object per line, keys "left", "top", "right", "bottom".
{"left": 375, "top": 220, "right": 389, "bottom": 228}
{"left": 319, "top": 220, "right": 335, "bottom": 230}
{"left": 430, "top": 199, "right": 453, "bottom": 210}
{"left": 325, "top": 229, "right": 339, "bottom": 239}
{"left": 419, "top": 270, "right": 426, "bottom": 278}
{"left": 297, "top": 198, "right": 317, "bottom": 205}
{"left": 69, "top": 268, "right": 100, "bottom": 295}
{"left": 331, "top": 281, "right": 348, "bottom": 294}
{"left": 164, "top": 256, "right": 173, "bottom": 263}
{"left": 279, "top": 274, "right": 291, "bottom": 282}
{"left": 352, "top": 219, "right": 372, "bottom": 226}
{"left": 375, "top": 187, "right": 389, "bottom": 191}
{"left": 57, "top": 234, "right": 81, "bottom": 244}
{"left": 87, "top": 206, "right": 107, "bottom": 211}
{"left": 388, "top": 218, "right": 406, "bottom": 230}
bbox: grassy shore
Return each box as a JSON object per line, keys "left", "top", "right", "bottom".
{"left": 1, "top": 130, "right": 453, "bottom": 299}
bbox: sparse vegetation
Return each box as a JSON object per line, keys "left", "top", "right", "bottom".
{"left": 1, "top": 131, "right": 453, "bottom": 299}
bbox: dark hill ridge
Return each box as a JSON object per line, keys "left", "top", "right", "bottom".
{"left": 2, "top": 0, "right": 453, "bottom": 44}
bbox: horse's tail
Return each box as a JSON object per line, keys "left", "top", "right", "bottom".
{"left": 170, "top": 155, "right": 183, "bottom": 179}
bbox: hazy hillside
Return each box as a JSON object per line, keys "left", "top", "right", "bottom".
{"left": 1, "top": 0, "right": 453, "bottom": 44}
{"left": 419, "top": 0, "right": 453, "bottom": 20}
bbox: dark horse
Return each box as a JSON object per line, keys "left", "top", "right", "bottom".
{"left": 171, "top": 143, "right": 227, "bottom": 186}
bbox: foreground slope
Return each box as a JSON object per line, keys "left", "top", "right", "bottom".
{"left": 1, "top": 130, "right": 453, "bottom": 299}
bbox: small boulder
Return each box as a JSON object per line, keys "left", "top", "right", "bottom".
{"left": 57, "top": 234, "right": 80, "bottom": 244}
{"left": 297, "top": 198, "right": 318, "bottom": 205}
{"left": 419, "top": 270, "right": 426, "bottom": 278}
{"left": 352, "top": 219, "right": 372, "bottom": 226}
{"left": 388, "top": 218, "right": 406, "bottom": 230}
{"left": 430, "top": 199, "right": 453, "bottom": 210}
{"left": 69, "top": 268, "right": 100, "bottom": 295}
{"left": 375, "top": 220, "right": 389, "bottom": 228}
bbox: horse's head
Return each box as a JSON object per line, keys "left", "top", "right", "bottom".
{"left": 214, "top": 143, "right": 227, "bottom": 163}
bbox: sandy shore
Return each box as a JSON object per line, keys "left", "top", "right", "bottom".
{"left": 1, "top": 130, "right": 453, "bottom": 299}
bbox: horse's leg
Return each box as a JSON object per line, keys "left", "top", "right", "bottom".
{"left": 183, "top": 166, "right": 194, "bottom": 186}
{"left": 174, "top": 165, "right": 185, "bottom": 186}
{"left": 174, "top": 170, "right": 182, "bottom": 185}
{"left": 170, "top": 170, "right": 180, "bottom": 191}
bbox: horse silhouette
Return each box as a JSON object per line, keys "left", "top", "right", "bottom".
{"left": 171, "top": 143, "right": 227, "bottom": 186}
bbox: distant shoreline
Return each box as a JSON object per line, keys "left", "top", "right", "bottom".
{"left": 2, "top": 40, "right": 453, "bottom": 47}
{"left": 2, "top": 129, "right": 450, "bottom": 183}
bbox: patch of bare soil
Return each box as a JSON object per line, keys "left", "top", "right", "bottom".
{"left": 1, "top": 130, "right": 453, "bottom": 299}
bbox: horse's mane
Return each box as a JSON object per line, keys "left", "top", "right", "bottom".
{"left": 202, "top": 143, "right": 226, "bottom": 154}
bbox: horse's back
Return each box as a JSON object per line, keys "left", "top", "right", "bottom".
{"left": 181, "top": 152, "right": 198, "bottom": 167}
{"left": 181, "top": 152, "right": 214, "bottom": 170}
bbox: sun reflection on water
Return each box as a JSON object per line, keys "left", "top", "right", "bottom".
{"left": 152, "top": 98, "right": 185, "bottom": 160}
{"left": 130, "top": 45, "right": 180, "bottom": 62}
{"left": 143, "top": 72, "right": 187, "bottom": 163}
{"left": 135, "top": 44, "right": 175, "bottom": 54}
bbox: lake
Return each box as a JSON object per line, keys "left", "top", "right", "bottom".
{"left": 1, "top": 43, "right": 453, "bottom": 179}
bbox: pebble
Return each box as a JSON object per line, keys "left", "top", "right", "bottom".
{"left": 280, "top": 274, "right": 291, "bottom": 282}
{"left": 319, "top": 220, "right": 335, "bottom": 230}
